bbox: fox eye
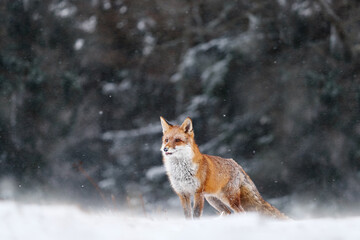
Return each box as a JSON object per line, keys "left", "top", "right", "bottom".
{"left": 165, "top": 138, "right": 169, "bottom": 143}
{"left": 175, "top": 138, "right": 182, "bottom": 142}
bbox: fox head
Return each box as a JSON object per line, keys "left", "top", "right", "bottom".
{"left": 160, "top": 116, "right": 196, "bottom": 158}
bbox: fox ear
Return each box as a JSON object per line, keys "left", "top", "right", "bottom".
{"left": 180, "top": 117, "right": 193, "bottom": 134}
{"left": 160, "top": 116, "right": 173, "bottom": 133}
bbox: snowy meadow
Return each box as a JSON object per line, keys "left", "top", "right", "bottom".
{"left": 1, "top": 201, "right": 360, "bottom": 240}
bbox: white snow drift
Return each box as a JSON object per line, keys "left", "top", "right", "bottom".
{"left": 0, "top": 201, "right": 359, "bottom": 240}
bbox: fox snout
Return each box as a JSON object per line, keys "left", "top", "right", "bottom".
{"left": 161, "top": 140, "right": 177, "bottom": 153}
{"left": 160, "top": 144, "right": 172, "bottom": 152}
{"left": 162, "top": 146, "right": 175, "bottom": 155}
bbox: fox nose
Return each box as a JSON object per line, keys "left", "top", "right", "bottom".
{"left": 163, "top": 147, "right": 169, "bottom": 152}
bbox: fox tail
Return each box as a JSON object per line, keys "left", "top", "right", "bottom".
{"left": 240, "top": 185, "right": 290, "bottom": 220}
{"left": 257, "top": 198, "right": 289, "bottom": 220}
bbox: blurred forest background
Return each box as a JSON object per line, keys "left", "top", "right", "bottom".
{"left": 0, "top": 0, "right": 360, "bottom": 218}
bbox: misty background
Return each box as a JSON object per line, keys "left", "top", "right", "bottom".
{"left": 0, "top": 0, "right": 359, "bottom": 218}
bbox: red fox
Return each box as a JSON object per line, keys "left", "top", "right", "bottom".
{"left": 160, "top": 116, "right": 289, "bottom": 219}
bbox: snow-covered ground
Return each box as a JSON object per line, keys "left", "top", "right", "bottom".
{"left": 1, "top": 201, "right": 359, "bottom": 240}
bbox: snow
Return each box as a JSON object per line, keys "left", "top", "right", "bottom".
{"left": 78, "top": 16, "right": 97, "bottom": 33}
{"left": 98, "top": 178, "right": 116, "bottom": 190}
{"left": 74, "top": 39, "right": 85, "bottom": 50}
{"left": 103, "top": 0, "right": 111, "bottom": 10}
{"left": 49, "top": 1, "right": 77, "bottom": 18}
{"left": 201, "top": 55, "right": 231, "bottom": 94}
{"left": 1, "top": 201, "right": 360, "bottom": 240}
{"left": 102, "top": 124, "right": 162, "bottom": 141}
{"left": 146, "top": 165, "right": 166, "bottom": 180}
{"left": 102, "top": 80, "right": 132, "bottom": 94}
{"left": 291, "top": 1, "right": 319, "bottom": 17}
{"left": 119, "top": 6, "right": 128, "bottom": 14}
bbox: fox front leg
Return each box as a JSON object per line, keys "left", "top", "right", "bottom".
{"left": 178, "top": 193, "right": 192, "bottom": 219}
{"left": 193, "top": 192, "right": 204, "bottom": 218}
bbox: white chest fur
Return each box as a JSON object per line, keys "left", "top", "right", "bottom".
{"left": 163, "top": 145, "right": 200, "bottom": 194}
